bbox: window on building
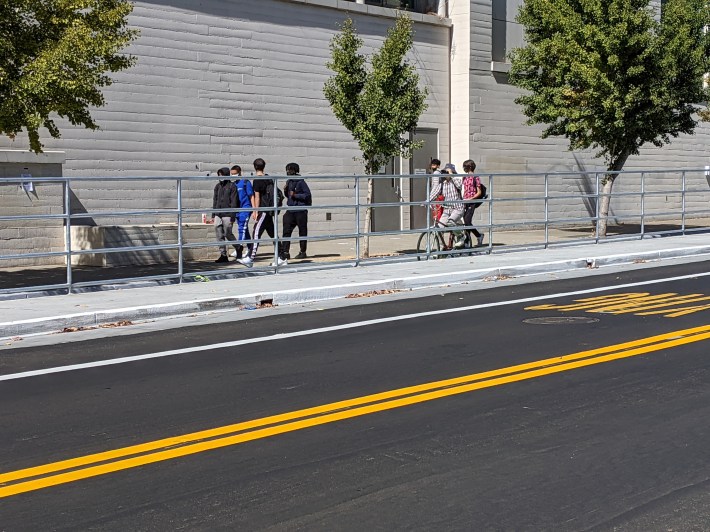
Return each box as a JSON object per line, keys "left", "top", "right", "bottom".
{"left": 492, "top": 0, "right": 525, "bottom": 63}
{"left": 342, "top": 0, "right": 441, "bottom": 15}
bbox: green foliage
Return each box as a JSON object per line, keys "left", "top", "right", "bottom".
{"left": 508, "top": 0, "right": 710, "bottom": 171}
{"left": 0, "top": 0, "right": 138, "bottom": 152}
{"left": 324, "top": 16, "right": 428, "bottom": 175}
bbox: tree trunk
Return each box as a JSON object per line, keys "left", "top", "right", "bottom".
{"left": 597, "top": 178, "right": 615, "bottom": 238}
{"left": 597, "top": 151, "right": 630, "bottom": 237}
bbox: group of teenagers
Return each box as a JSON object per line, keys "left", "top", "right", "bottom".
{"left": 211, "top": 158, "right": 312, "bottom": 267}
{"left": 428, "top": 158, "right": 487, "bottom": 249}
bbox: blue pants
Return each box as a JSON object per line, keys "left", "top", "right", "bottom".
{"left": 235, "top": 212, "right": 252, "bottom": 258}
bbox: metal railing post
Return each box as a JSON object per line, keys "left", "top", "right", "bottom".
{"left": 681, "top": 171, "right": 687, "bottom": 235}
{"left": 355, "top": 175, "right": 361, "bottom": 265}
{"left": 487, "top": 174, "right": 493, "bottom": 252}
{"left": 64, "top": 179, "right": 73, "bottom": 294}
{"left": 594, "top": 173, "right": 600, "bottom": 244}
{"left": 425, "top": 174, "right": 431, "bottom": 259}
{"left": 544, "top": 173, "right": 549, "bottom": 248}
{"left": 177, "top": 178, "right": 184, "bottom": 282}
{"left": 640, "top": 171, "right": 645, "bottom": 238}
{"left": 273, "top": 176, "right": 280, "bottom": 269}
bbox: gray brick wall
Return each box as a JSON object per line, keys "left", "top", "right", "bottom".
{"left": 464, "top": 0, "right": 710, "bottom": 223}
{"left": 1, "top": 0, "right": 707, "bottom": 266}
{"left": 0, "top": 0, "right": 450, "bottom": 231}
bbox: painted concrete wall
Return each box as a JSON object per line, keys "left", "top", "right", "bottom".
{"left": 2, "top": 0, "right": 708, "bottom": 267}
{"left": 0, "top": 0, "right": 450, "bottom": 177}
{"left": 455, "top": 0, "right": 710, "bottom": 224}
{"left": 0, "top": 0, "right": 450, "bottom": 263}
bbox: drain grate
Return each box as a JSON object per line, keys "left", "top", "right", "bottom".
{"left": 523, "top": 316, "right": 600, "bottom": 325}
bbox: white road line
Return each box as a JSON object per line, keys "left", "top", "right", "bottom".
{"left": 1, "top": 270, "right": 708, "bottom": 382}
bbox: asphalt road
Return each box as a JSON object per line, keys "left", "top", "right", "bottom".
{"left": 2, "top": 260, "right": 710, "bottom": 531}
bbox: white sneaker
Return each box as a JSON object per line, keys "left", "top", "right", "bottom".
{"left": 477, "top": 235, "right": 485, "bottom": 246}
{"left": 237, "top": 257, "right": 253, "bottom": 268}
{"left": 453, "top": 237, "right": 465, "bottom": 249}
{"left": 270, "top": 257, "right": 288, "bottom": 267}
{"left": 230, "top": 250, "right": 238, "bottom": 258}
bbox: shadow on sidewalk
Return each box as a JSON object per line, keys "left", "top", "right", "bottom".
{"left": 0, "top": 250, "right": 362, "bottom": 293}
{"left": 0, "top": 259, "right": 269, "bottom": 292}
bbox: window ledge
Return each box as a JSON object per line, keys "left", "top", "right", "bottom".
{"left": 0, "top": 149, "right": 66, "bottom": 164}
{"left": 491, "top": 61, "right": 511, "bottom": 73}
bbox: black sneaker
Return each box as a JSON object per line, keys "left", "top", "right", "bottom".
{"left": 295, "top": 252, "right": 307, "bottom": 259}
{"left": 215, "top": 255, "right": 229, "bottom": 263}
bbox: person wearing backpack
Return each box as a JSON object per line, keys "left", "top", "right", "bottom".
{"left": 281, "top": 162, "right": 312, "bottom": 261}
{"left": 248, "top": 157, "right": 286, "bottom": 265}
{"left": 461, "top": 159, "right": 486, "bottom": 247}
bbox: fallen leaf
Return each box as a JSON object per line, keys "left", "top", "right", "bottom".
{"left": 346, "top": 289, "right": 401, "bottom": 299}
{"left": 61, "top": 326, "right": 92, "bottom": 333}
{"left": 99, "top": 320, "right": 133, "bottom": 329}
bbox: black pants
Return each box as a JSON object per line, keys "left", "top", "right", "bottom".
{"left": 250, "top": 213, "right": 283, "bottom": 259}
{"left": 282, "top": 210, "right": 308, "bottom": 258}
{"left": 463, "top": 203, "right": 482, "bottom": 242}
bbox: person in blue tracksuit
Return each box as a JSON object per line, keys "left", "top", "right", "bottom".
{"left": 230, "top": 165, "right": 256, "bottom": 267}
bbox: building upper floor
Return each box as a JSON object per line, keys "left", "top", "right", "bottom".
{"left": 340, "top": 0, "right": 446, "bottom": 16}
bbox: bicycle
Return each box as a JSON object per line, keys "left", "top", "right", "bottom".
{"left": 416, "top": 199, "right": 467, "bottom": 260}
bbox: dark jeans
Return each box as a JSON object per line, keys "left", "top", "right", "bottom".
{"left": 281, "top": 210, "right": 308, "bottom": 258}
{"left": 463, "top": 203, "right": 482, "bottom": 242}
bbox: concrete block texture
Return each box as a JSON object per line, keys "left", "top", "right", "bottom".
{"left": 0, "top": 0, "right": 450, "bottom": 176}
{"left": 71, "top": 227, "right": 105, "bottom": 266}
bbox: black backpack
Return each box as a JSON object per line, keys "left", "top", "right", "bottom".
{"left": 262, "top": 181, "right": 284, "bottom": 209}
{"left": 478, "top": 182, "right": 488, "bottom": 199}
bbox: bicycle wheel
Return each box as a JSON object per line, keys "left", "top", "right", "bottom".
{"left": 416, "top": 230, "right": 443, "bottom": 260}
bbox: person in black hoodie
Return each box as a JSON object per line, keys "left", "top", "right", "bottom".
{"left": 211, "top": 167, "right": 238, "bottom": 263}
{"left": 281, "top": 162, "right": 312, "bottom": 262}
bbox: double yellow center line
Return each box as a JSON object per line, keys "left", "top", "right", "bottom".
{"left": 2, "top": 324, "right": 710, "bottom": 499}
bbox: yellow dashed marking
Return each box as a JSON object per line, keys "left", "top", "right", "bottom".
{"left": 526, "top": 292, "right": 710, "bottom": 318}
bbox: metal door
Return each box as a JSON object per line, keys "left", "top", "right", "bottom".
{"left": 371, "top": 157, "right": 401, "bottom": 232}
{"left": 409, "top": 129, "right": 439, "bottom": 229}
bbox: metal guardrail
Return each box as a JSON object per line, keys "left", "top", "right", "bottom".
{"left": 1, "top": 169, "right": 709, "bottom": 294}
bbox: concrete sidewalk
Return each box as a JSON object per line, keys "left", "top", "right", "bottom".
{"left": 1, "top": 233, "right": 709, "bottom": 338}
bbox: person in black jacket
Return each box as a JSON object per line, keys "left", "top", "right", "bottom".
{"left": 281, "top": 162, "right": 311, "bottom": 262}
{"left": 211, "top": 167, "right": 238, "bottom": 263}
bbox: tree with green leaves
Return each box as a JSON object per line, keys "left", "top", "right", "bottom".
{"left": 509, "top": 0, "right": 710, "bottom": 236}
{"left": 0, "top": 0, "right": 138, "bottom": 153}
{"left": 324, "top": 15, "right": 428, "bottom": 256}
